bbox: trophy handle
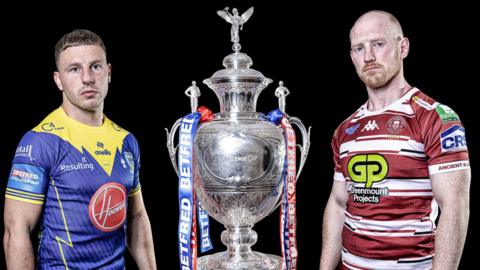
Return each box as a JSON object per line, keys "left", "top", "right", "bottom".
{"left": 288, "top": 116, "right": 311, "bottom": 179}
{"left": 165, "top": 118, "right": 183, "bottom": 174}
{"left": 269, "top": 116, "right": 311, "bottom": 214}
{"left": 273, "top": 81, "right": 311, "bottom": 178}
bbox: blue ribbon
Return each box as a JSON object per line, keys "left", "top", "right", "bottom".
{"left": 267, "top": 109, "right": 284, "bottom": 125}
{"left": 177, "top": 112, "right": 200, "bottom": 270}
{"left": 198, "top": 199, "right": 213, "bottom": 252}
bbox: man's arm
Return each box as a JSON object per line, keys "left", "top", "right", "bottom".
{"left": 431, "top": 169, "right": 471, "bottom": 270}
{"left": 127, "top": 191, "right": 156, "bottom": 270}
{"left": 4, "top": 199, "right": 43, "bottom": 270}
{"left": 319, "top": 180, "right": 349, "bottom": 270}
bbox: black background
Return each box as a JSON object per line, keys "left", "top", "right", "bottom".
{"left": 0, "top": 1, "right": 477, "bottom": 269}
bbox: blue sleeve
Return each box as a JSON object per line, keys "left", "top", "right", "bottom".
{"left": 125, "top": 133, "right": 141, "bottom": 197}
{"left": 6, "top": 131, "right": 51, "bottom": 204}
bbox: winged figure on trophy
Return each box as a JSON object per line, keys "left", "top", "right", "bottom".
{"left": 217, "top": 7, "right": 254, "bottom": 52}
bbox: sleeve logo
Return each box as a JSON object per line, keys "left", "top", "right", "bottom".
{"left": 440, "top": 125, "right": 467, "bottom": 153}
{"left": 435, "top": 104, "right": 460, "bottom": 123}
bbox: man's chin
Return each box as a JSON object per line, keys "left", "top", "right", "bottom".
{"left": 79, "top": 102, "right": 102, "bottom": 112}
{"left": 363, "top": 75, "right": 388, "bottom": 89}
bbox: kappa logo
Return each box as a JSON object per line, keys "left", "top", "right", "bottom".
{"left": 361, "top": 120, "right": 379, "bottom": 132}
{"left": 440, "top": 125, "right": 467, "bottom": 153}
{"left": 89, "top": 182, "right": 127, "bottom": 232}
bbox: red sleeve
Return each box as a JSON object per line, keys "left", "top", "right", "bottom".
{"left": 413, "top": 94, "right": 469, "bottom": 175}
{"left": 332, "top": 126, "right": 345, "bottom": 181}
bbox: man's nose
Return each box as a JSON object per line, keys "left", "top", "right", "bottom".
{"left": 82, "top": 70, "right": 95, "bottom": 85}
{"left": 364, "top": 47, "right": 376, "bottom": 63}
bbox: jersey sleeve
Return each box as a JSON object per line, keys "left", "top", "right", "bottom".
{"left": 125, "top": 133, "right": 141, "bottom": 197}
{"left": 416, "top": 99, "right": 470, "bottom": 175}
{"left": 332, "top": 127, "right": 346, "bottom": 181}
{"left": 6, "top": 131, "right": 51, "bottom": 205}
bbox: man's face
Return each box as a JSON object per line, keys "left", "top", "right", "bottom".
{"left": 54, "top": 45, "right": 111, "bottom": 112}
{"left": 350, "top": 18, "right": 402, "bottom": 89}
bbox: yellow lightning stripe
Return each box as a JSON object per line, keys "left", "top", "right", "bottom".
{"left": 52, "top": 177, "right": 73, "bottom": 270}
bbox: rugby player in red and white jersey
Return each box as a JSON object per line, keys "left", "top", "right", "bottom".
{"left": 319, "top": 10, "right": 470, "bottom": 270}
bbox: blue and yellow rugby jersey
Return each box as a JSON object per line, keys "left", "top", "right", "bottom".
{"left": 6, "top": 107, "right": 141, "bottom": 270}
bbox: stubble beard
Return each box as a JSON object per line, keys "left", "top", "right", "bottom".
{"left": 361, "top": 64, "right": 400, "bottom": 89}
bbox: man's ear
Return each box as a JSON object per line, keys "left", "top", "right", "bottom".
{"left": 400, "top": 37, "right": 410, "bottom": 59}
{"left": 108, "top": 63, "right": 112, "bottom": 83}
{"left": 53, "top": 71, "right": 64, "bottom": 91}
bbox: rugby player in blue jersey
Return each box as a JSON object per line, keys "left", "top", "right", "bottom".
{"left": 4, "top": 29, "right": 157, "bottom": 269}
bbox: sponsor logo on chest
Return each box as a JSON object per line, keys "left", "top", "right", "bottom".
{"left": 95, "top": 141, "right": 112, "bottom": 156}
{"left": 60, "top": 157, "right": 95, "bottom": 172}
{"left": 89, "top": 182, "right": 127, "bottom": 232}
{"left": 347, "top": 154, "right": 389, "bottom": 204}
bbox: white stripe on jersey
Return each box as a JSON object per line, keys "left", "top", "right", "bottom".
{"left": 340, "top": 136, "right": 425, "bottom": 158}
{"left": 334, "top": 171, "right": 345, "bottom": 181}
{"left": 342, "top": 250, "right": 433, "bottom": 270}
{"left": 428, "top": 160, "right": 470, "bottom": 175}
{"left": 370, "top": 178, "right": 431, "bottom": 191}
{"left": 355, "top": 134, "right": 411, "bottom": 141}
{"left": 350, "top": 88, "right": 419, "bottom": 123}
{"left": 412, "top": 95, "right": 438, "bottom": 111}
{"left": 348, "top": 178, "right": 433, "bottom": 196}
{"left": 345, "top": 211, "right": 434, "bottom": 237}
{"left": 388, "top": 191, "right": 433, "bottom": 196}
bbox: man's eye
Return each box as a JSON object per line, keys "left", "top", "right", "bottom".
{"left": 92, "top": 63, "right": 102, "bottom": 70}
{"left": 69, "top": 67, "right": 80, "bottom": 72}
{"left": 352, "top": 47, "right": 363, "bottom": 53}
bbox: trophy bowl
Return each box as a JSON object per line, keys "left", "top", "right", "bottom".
{"left": 194, "top": 115, "right": 285, "bottom": 269}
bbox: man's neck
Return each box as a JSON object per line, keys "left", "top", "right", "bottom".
{"left": 365, "top": 76, "right": 410, "bottom": 111}
{"left": 61, "top": 103, "right": 104, "bottom": 127}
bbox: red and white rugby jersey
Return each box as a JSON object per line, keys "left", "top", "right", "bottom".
{"left": 332, "top": 87, "right": 469, "bottom": 270}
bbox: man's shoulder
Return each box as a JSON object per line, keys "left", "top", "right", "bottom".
{"left": 31, "top": 107, "right": 68, "bottom": 134}
{"left": 104, "top": 117, "right": 130, "bottom": 136}
{"left": 15, "top": 108, "right": 65, "bottom": 146}
{"left": 103, "top": 117, "right": 139, "bottom": 152}
{"left": 410, "top": 88, "right": 462, "bottom": 122}
{"left": 409, "top": 88, "right": 439, "bottom": 112}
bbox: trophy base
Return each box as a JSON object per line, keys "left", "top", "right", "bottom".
{"left": 197, "top": 251, "right": 282, "bottom": 270}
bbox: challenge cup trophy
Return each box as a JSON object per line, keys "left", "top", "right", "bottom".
{"left": 167, "top": 7, "right": 310, "bottom": 270}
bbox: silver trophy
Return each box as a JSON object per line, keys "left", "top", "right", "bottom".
{"left": 167, "top": 7, "right": 310, "bottom": 270}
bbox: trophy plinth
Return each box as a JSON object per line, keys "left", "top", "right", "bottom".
{"left": 197, "top": 226, "right": 282, "bottom": 270}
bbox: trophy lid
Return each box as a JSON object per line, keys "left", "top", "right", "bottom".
{"left": 203, "top": 7, "right": 272, "bottom": 113}
{"left": 204, "top": 52, "right": 271, "bottom": 85}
